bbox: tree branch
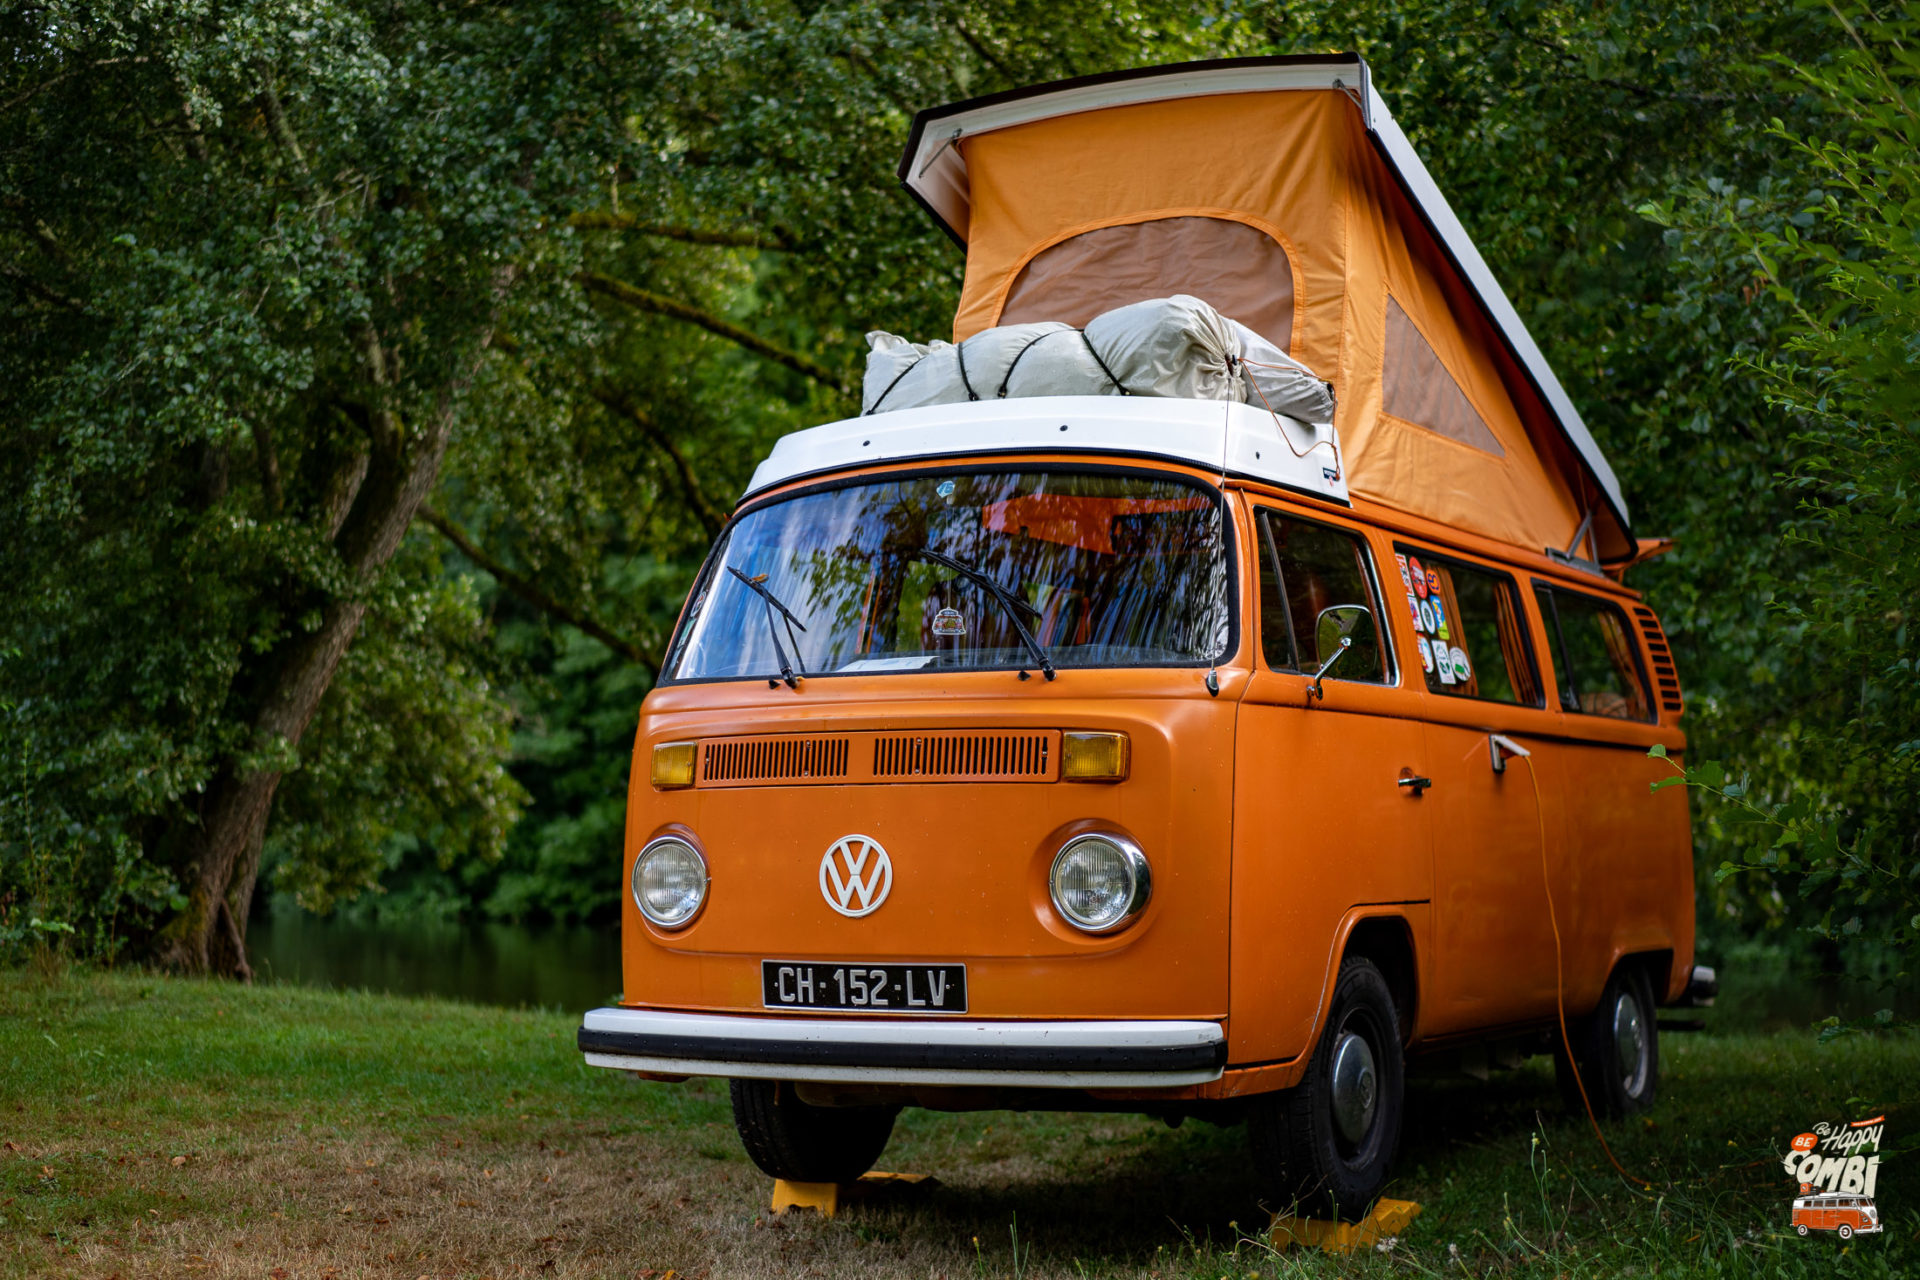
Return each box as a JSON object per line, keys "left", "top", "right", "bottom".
{"left": 566, "top": 211, "right": 790, "bottom": 250}
{"left": 952, "top": 18, "right": 1024, "bottom": 86}
{"left": 251, "top": 419, "right": 283, "bottom": 515}
{"left": 417, "top": 505, "right": 660, "bottom": 677}
{"left": 0, "top": 57, "right": 149, "bottom": 116}
{"left": 256, "top": 76, "right": 310, "bottom": 175}
{"left": 576, "top": 270, "right": 850, "bottom": 395}
{"left": 588, "top": 386, "right": 726, "bottom": 537}
{"left": 0, "top": 263, "right": 85, "bottom": 312}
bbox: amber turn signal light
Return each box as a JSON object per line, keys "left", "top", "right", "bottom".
{"left": 650, "top": 741, "right": 698, "bottom": 789}
{"left": 1061, "top": 731, "right": 1129, "bottom": 782}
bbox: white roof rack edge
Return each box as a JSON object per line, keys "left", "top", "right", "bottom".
{"left": 741, "top": 396, "right": 1348, "bottom": 506}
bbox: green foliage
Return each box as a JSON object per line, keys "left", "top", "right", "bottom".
{"left": 1650, "top": 743, "right": 1913, "bottom": 1002}
{"left": 4, "top": 0, "right": 1917, "bottom": 997}
{"left": 0, "top": 0, "right": 658, "bottom": 959}
{"left": 1640, "top": 4, "right": 1920, "bottom": 986}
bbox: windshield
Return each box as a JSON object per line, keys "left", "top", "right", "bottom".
{"left": 666, "top": 468, "right": 1233, "bottom": 683}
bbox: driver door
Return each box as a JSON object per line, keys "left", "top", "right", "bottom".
{"left": 1230, "top": 506, "right": 1433, "bottom": 1065}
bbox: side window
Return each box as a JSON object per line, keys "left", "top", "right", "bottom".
{"left": 1259, "top": 511, "right": 1389, "bottom": 681}
{"left": 1534, "top": 586, "right": 1653, "bottom": 721}
{"left": 1394, "top": 547, "right": 1540, "bottom": 704}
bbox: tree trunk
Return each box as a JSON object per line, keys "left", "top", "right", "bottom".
{"left": 155, "top": 342, "right": 472, "bottom": 977}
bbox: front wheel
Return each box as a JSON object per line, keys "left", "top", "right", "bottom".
{"left": 1248, "top": 956, "right": 1405, "bottom": 1221}
{"left": 1838, "top": 1224, "right": 1854, "bottom": 1241}
{"left": 1557, "top": 964, "right": 1659, "bottom": 1118}
{"left": 729, "top": 1079, "right": 897, "bottom": 1183}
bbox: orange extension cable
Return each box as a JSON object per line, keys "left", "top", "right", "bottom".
{"left": 1518, "top": 749, "right": 1651, "bottom": 1190}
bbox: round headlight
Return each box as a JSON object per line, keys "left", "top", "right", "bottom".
{"left": 632, "top": 836, "right": 708, "bottom": 929}
{"left": 1048, "top": 833, "right": 1151, "bottom": 933}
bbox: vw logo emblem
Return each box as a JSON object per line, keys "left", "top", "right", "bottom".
{"left": 819, "top": 835, "right": 892, "bottom": 918}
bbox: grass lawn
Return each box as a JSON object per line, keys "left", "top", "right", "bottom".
{"left": 1, "top": 970, "right": 1914, "bottom": 1279}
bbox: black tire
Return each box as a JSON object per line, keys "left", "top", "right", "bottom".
{"left": 1556, "top": 964, "right": 1659, "bottom": 1118}
{"left": 1248, "top": 956, "right": 1404, "bottom": 1221}
{"left": 728, "top": 1079, "right": 897, "bottom": 1183}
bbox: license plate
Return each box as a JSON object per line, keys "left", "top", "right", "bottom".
{"left": 761, "top": 961, "right": 967, "bottom": 1013}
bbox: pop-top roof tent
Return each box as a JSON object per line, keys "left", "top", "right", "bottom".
{"left": 897, "top": 55, "right": 1637, "bottom": 566}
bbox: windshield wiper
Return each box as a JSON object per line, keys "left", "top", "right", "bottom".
{"left": 913, "top": 547, "right": 1056, "bottom": 682}
{"left": 727, "top": 566, "right": 806, "bottom": 690}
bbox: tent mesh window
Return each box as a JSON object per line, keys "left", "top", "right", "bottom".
{"left": 999, "top": 216, "right": 1295, "bottom": 349}
{"left": 1382, "top": 296, "right": 1504, "bottom": 457}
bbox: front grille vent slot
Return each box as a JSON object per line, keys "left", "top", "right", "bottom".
{"left": 1631, "top": 605, "right": 1684, "bottom": 716}
{"left": 693, "top": 730, "right": 1061, "bottom": 786}
{"left": 872, "top": 732, "right": 1052, "bottom": 780}
{"left": 702, "top": 736, "right": 849, "bottom": 783}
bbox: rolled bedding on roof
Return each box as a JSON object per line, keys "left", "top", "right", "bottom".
{"left": 861, "top": 294, "right": 1335, "bottom": 422}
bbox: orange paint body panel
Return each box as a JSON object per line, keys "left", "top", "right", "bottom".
{"left": 625, "top": 670, "right": 1237, "bottom": 1022}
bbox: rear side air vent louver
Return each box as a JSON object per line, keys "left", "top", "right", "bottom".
{"left": 1631, "top": 605, "right": 1684, "bottom": 716}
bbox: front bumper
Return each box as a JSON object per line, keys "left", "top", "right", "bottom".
{"left": 578, "top": 1008, "right": 1227, "bottom": 1088}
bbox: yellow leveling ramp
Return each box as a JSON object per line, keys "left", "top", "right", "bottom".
{"left": 770, "top": 1171, "right": 935, "bottom": 1219}
{"left": 1270, "top": 1199, "right": 1422, "bottom": 1255}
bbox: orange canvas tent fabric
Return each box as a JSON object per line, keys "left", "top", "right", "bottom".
{"left": 900, "top": 58, "right": 1633, "bottom": 563}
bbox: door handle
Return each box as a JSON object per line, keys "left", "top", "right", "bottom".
{"left": 1397, "top": 775, "right": 1432, "bottom": 795}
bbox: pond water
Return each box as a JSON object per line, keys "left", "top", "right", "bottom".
{"left": 247, "top": 911, "right": 1915, "bottom": 1031}
{"left": 247, "top": 912, "right": 621, "bottom": 1013}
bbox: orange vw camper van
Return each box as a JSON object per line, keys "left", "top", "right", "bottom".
{"left": 579, "top": 57, "right": 1701, "bottom": 1218}
{"left": 1792, "top": 1193, "right": 1882, "bottom": 1239}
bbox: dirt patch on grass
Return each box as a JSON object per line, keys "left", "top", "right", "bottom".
{"left": 9, "top": 1101, "right": 1272, "bottom": 1279}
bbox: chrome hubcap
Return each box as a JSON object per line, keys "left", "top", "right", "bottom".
{"left": 1613, "top": 991, "right": 1647, "bottom": 1095}
{"left": 1330, "top": 1030, "right": 1378, "bottom": 1144}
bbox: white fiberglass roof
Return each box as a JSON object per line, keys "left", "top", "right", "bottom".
{"left": 741, "top": 397, "right": 1347, "bottom": 505}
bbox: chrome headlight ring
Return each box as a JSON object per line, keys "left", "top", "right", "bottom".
{"left": 631, "top": 835, "right": 709, "bottom": 929}
{"left": 1048, "top": 832, "right": 1151, "bottom": 934}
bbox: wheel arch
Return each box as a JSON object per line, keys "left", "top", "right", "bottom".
{"left": 1342, "top": 914, "right": 1420, "bottom": 1046}
{"left": 1603, "top": 946, "right": 1673, "bottom": 1014}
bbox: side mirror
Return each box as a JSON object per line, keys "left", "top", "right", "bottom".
{"left": 1307, "top": 604, "right": 1373, "bottom": 701}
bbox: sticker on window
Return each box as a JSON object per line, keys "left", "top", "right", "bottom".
{"left": 1395, "top": 553, "right": 1412, "bottom": 591}
{"left": 1406, "top": 592, "right": 1422, "bottom": 629}
{"left": 1409, "top": 557, "right": 1429, "bottom": 599}
{"left": 1450, "top": 646, "right": 1471, "bottom": 682}
{"left": 1436, "top": 651, "right": 1456, "bottom": 684}
{"left": 932, "top": 608, "right": 967, "bottom": 637}
{"left": 1426, "top": 568, "right": 1442, "bottom": 597}
{"left": 1417, "top": 637, "right": 1434, "bottom": 673}
{"left": 1430, "top": 598, "right": 1449, "bottom": 641}
{"left": 1419, "top": 600, "right": 1438, "bottom": 635}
